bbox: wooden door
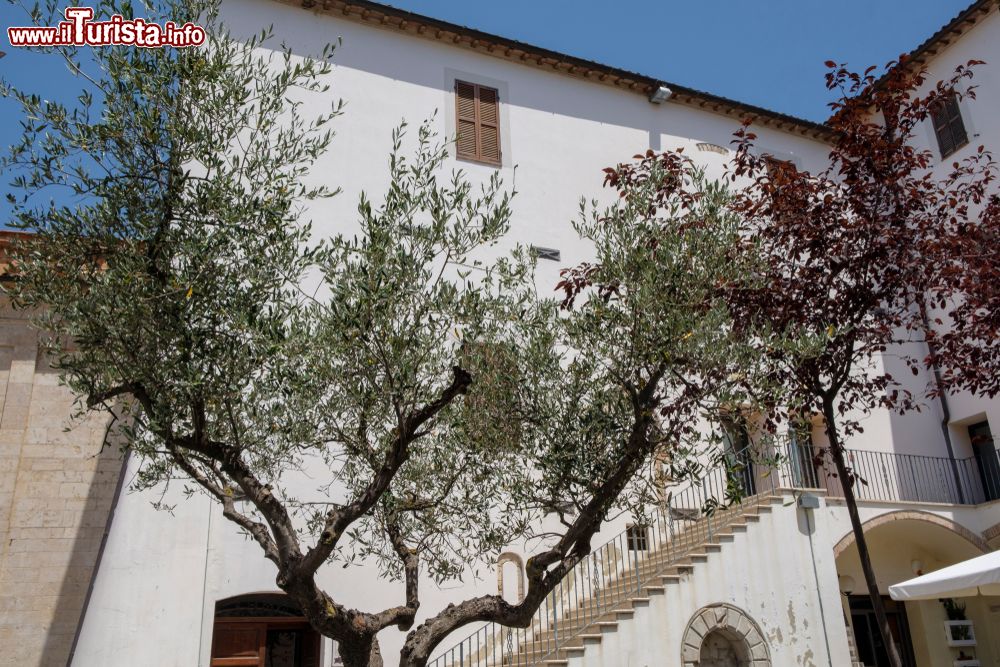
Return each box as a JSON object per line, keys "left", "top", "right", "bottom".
{"left": 211, "top": 622, "right": 266, "bottom": 666}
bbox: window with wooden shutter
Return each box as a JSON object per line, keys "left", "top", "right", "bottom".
{"left": 931, "top": 94, "right": 968, "bottom": 159}
{"left": 455, "top": 80, "right": 501, "bottom": 166}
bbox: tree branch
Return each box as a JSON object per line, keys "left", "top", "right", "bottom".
{"left": 299, "top": 366, "right": 472, "bottom": 576}
{"left": 371, "top": 514, "right": 420, "bottom": 632}
{"left": 170, "top": 451, "right": 281, "bottom": 565}
{"left": 398, "top": 365, "right": 666, "bottom": 667}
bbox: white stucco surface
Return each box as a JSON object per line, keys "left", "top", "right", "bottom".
{"left": 69, "top": 3, "right": 1000, "bottom": 667}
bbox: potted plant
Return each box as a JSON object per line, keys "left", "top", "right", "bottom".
{"left": 941, "top": 598, "right": 976, "bottom": 647}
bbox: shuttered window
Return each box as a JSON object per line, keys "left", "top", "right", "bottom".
{"left": 931, "top": 94, "right": 968, "bottom": 159}
{"left": 455, "top": 80, "right": 501, "bottom": 165}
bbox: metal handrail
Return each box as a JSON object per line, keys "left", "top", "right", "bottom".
{"left": 428, "top": 440, "right": 1000, "bottom": 667}
{"left": 428, "top": 442, "right": 774, "bottom": 667}
{"left": 785, "top": 441, "right": 1000, "bottom": 505}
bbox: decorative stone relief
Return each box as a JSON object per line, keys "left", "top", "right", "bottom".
{"left": 681, "top": 603, "right": 771, "bottom": 667}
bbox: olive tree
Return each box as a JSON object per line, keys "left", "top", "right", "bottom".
{"left": 3, "top": 2, "right": 761, "bottom": 665}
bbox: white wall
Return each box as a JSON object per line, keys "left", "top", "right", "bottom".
{"left": 73, "top": 455, "right": 212, "bottom": 665}
{"left": 880, "top": 8, "right": 1000, "bottom": 461}
{"left": 71, "top": 2, "right": 1000, "bottom": 666}
{"left": 562, "top": 495, "right": 853, "bottom": 667}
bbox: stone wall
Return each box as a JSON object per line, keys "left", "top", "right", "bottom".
{"left": 0, "top": 302, "right": 124, "bottom": 666}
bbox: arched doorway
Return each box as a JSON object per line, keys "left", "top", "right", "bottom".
{"left": 211, "top": 593, "right": 321, "bottom": 667}
{"left": 833, "top": 512, "right": 989, "bottom": 667}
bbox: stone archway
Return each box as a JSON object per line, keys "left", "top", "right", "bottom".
{"left": 681, "top": 603, "right": 770, "bottom": 667}
{"left": 985, "top": 520, "right": 1000, "bottom": 547}
{"left": 831, "top": 510, "right": 989, "bottom": 559}
{"left": 496, "top": 552, "right": 525, "bottom": 603}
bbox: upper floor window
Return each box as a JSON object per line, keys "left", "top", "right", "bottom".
{"left": 455, "top": 80, "right": 501, "bottom": 166}
{"left": 931, "top": 94, "right": 968, "bottom": 159}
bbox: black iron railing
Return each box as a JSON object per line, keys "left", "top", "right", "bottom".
{"left": 780, "top": 441, "right": 1000, "bottom": 506}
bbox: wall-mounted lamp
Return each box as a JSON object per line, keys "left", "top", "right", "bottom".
{"left": 838, "top": 575, "right": 856, "bottom": 596}
{"left": 649, "top": 85, "right": 673, "bottom": 104}
{"left": 911, "top": 559, "right": 924, "bottom": 576}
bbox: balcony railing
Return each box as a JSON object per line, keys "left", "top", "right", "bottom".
{"left": 427, "top": 440, "right": 1000, "bottom": 667}
{"left": 779, "top": 441, "right": 1000, "bottom": 506}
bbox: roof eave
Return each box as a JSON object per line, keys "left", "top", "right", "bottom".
{"left": 278, "top": 0, "right": 834, "bottom": 141}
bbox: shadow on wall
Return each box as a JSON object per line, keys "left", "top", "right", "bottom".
{"left": 49, "top": 424, "right": 126, "bottom": 667}
{"left": 0, "top": 310, "right": 126, "bottom": 667}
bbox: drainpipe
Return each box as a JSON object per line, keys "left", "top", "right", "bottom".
{"left": 798, "top": 492, "right": 834, "bottom": 667}
{"left": 66, "top": 448, "right": 132, "bottom": 667}
{"left": 919, "top": 303, "right": 965, "bottom": 503}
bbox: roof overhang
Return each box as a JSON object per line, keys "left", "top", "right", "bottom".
{"left": 278, "top": 0, "right": 834, "bottom": 141}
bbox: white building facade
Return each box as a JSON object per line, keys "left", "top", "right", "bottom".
{"left": 4, "top": 1, "right": 998, "bottom": 667}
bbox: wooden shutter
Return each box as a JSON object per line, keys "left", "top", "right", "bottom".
{"left": 455, "top": 80, "right": 501, "bottom": 165}
{"left": 478, "top": 86, "right": 500, "bottom": 164}
{"left": 931, "top": 94, "right": 968, "bottom": 158}
{"left": 455, "top": 80, "right": 479, "bottom": 162}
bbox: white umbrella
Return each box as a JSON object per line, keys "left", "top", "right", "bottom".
{"left": 889, "top": 550, "right": 1000, "bottom": 601}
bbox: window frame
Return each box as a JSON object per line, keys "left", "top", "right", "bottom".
{"left": 931, "top": 93, "right": 969, "bottom": 159}
{"left": 626, "top": 523, "right": 649, "bottom": 552}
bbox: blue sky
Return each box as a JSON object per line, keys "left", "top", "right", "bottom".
{"left": 0, "top": 1, "right": 974, "bottom": 122}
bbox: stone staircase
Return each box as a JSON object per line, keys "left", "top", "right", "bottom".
{"left": 429, "top": 478, "right": 788, "bottom": 667}
{"left": 515, "top": 494, "right": 785, "bottom": 666}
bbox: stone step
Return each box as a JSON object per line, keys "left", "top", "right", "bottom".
{"left": 487, "top": 494, "right": 789, "bottom": 666}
